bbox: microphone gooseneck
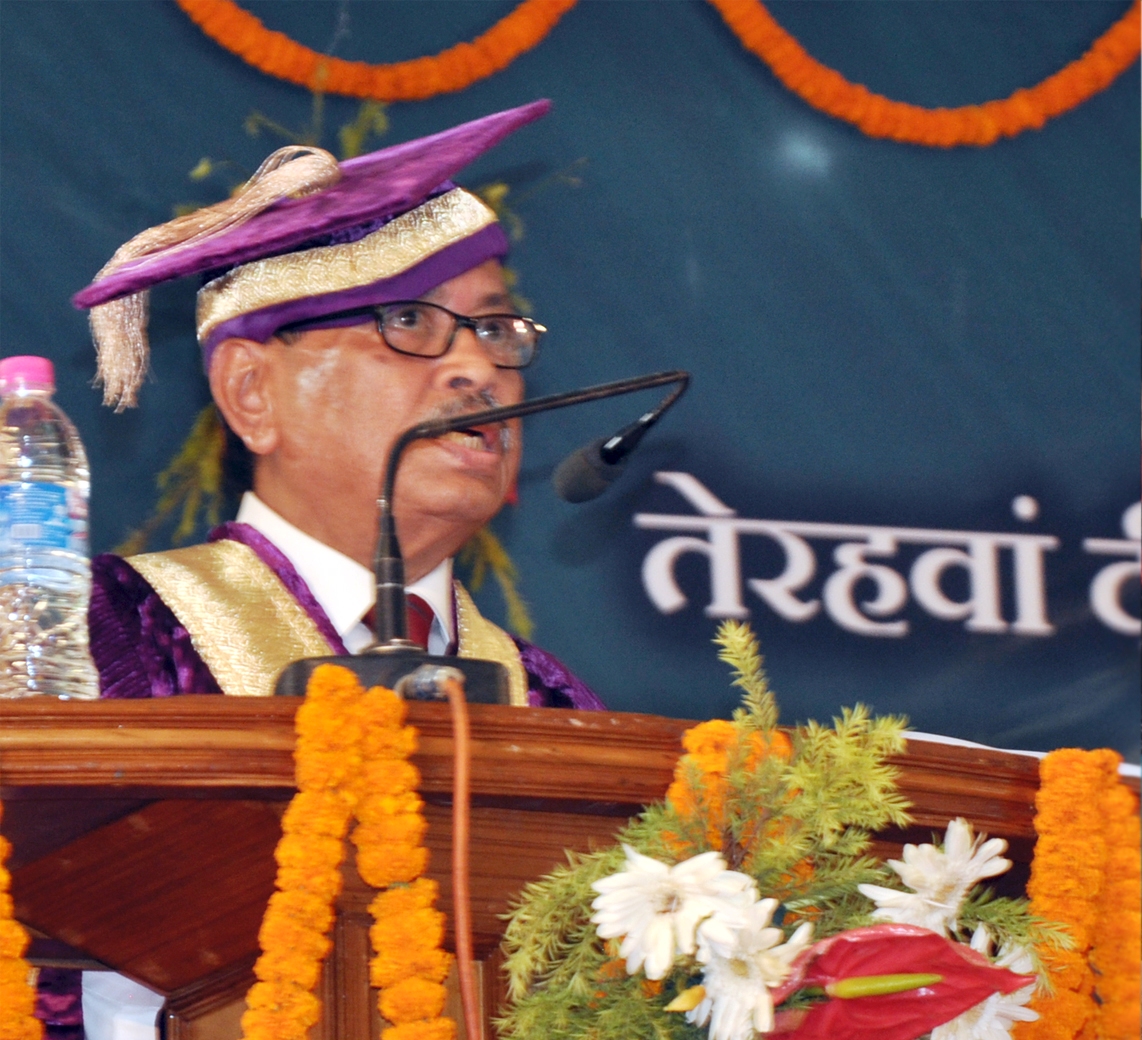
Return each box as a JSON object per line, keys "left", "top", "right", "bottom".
{"left": 371, "top": 370, "right": 689, "bottom": 647}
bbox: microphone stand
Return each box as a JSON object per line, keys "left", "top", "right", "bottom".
{"left": 275, "top": 369, "right": 689, "bottom": 699}
{"left": 272, "top": 369, "right": 687, "bottom": 1039}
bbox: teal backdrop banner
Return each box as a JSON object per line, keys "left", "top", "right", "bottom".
{"left": 1, "top": 1, "right": 1138, "bottom": 759}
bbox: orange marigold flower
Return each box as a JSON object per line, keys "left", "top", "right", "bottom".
{"left": 246, "top": 981, "right": 320, "bottom": 1029}
{"left": 295, "top": 747, "right": 363, "bottom": 791}
{"left": 239, "top": 1005, "right": 295, "bottom": 1040}
{"left": 303, "top": 663, "right": 362, "bottom": 701}
{"left": 640, "top": 977, "right": 664, "bottom": 998}
{"left": 359, "top": 686, "right": 407, "bottom": 731}
{"left": 379, "top": 977, "right": 448, "bottom": 1024}
{"left": 354, "top": 814, "right": 428, "bottom": 848}
{"left": 359, "top": 724, "right": 418, "bottom": 761}
{"left": 370, "top": 945, "right": 452, "bottom": 989}
{"left": 274, "top": 863, "right": 344, "bottom": 904}
{"left": 0, "top": 919, "right": 30, "bottom": 959}
{"left": 368, "top": 791, "right": 425, "bottom": 817}
{"left": 0, "top": 970, "right": 37, "bottom": 1013}
{"left": 381, "top": 1018, "right": 456, "bottom": 1040}
{"left": 681, "top": 719, "right": 738, "bottom": 761}
{"left": 280, "top": 789, "right": 355, "bottom": 838}
{"left": 358, "top": 758, "right": 421, "bottom": 795}
{"left": 746, "top": 727, "right": 792, "bottom": 765}
{"left": 274, "top": 833, "right": 344, "bottom": 875}
{"left": 597, "top": 957, "right": 626, "bottom": 981}
{"left": 258, "top": 910, "right": 332, "bottom": 960}
{"left": 370, "top": 908, "right": 446, "bottom": 954}
{"left": 269, "top": 888, "right": 337, "bottom": 928}
{"left": 660, "top": 829, "right": 696, "bottom": 857}
{"left": 357, "top": 842, "right": 430, "bottom": 888}
{"left": 369, "top": 879, "right": 439, "bottom": 920}
{"left": 254, "top": 946, "right": 322, "bottom": 991}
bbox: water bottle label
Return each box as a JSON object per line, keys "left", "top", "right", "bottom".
{"left": 0, "top": 483, "right": 87, "bottom": 553}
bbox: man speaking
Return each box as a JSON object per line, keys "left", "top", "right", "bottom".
{"left": 74, "top": 100, "right": 603, "bottom": 711}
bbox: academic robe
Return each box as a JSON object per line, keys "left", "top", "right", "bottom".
{"left": 88, "top": 521, "right": 605, "bottom": 708}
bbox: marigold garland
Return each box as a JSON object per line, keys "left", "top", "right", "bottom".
{"left": 176, "top": 0, "right": 1138, "bottom": 146}
{"left": 709, "top": 0, "right": 1141, "bottom": 146}
{"left": 1013, "top": 748, "right": 1140, "bottom": 1040}
{"left": 1089, "top": 779, "right": 1141, "bottom": 1040}
{"left": 0, "top": 804, "right": 42, "bottom": 1040}
{"left": 239, "top": 664, "right": 453, "bottom": 1040}
{"left": 352, "top": 686, "right": 455, "bottom": 1040}
{"left": 174, "top": 0, "right": 577, "bottom": 102}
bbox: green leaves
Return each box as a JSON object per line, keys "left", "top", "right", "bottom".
{"left": 719, "top": 620, "right": 778, "bottom": 732}
{"left": 496, "top": 623, "right": 1049, "bottom": 1040}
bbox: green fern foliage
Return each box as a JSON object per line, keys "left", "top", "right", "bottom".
{"left": 496, "top": 622, "right": 925, "bottom": 1039}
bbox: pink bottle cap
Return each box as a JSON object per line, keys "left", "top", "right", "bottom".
{"left": 0, "top": 355, "right": 55, "bottom": 392}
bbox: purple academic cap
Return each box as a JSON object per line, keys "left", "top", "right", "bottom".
{"left": 72, "top": 100, "right": 550, "bottom": 408}
{"left": 74, "top": 99, "right": 550, "bottom": 309}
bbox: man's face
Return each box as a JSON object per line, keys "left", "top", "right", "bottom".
{"left": 249, "top": 259, "right": 525, "bottom": 571}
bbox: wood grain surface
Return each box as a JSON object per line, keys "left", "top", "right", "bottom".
{"left": 2, "top": 697, "right": 1133, "bottom": 1037}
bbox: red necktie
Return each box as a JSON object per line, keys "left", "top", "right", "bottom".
{"left": 405, "top": 593, "right": 434, "bottom": 650}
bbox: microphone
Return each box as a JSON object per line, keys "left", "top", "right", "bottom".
{"left": 275, "top": 369, "right": 689, "bottom": 702}
{"left": 552, "top": 383, "right": 686, "bottom": 502}
{"left": 372, "top": 370, "right": 689, "bottom": 648}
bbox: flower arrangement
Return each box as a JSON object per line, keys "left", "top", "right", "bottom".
{"left": 240, "top": 663, "right": 453, "bottom": 1040}
{"left": 0, "top": 803, "right": 41, "bottom": 1040}
{"left": 497, "top": 621, "right": 1065, "bottom": 1040}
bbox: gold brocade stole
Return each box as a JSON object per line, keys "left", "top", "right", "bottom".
{"left": 129, "top": 541, "right": 332, "bottom": 698}
{"left": 454, "top": 583, "right": 528, "bottom": 707}
{"left": 128, "top": 541, "right": 529, "bottom": 704}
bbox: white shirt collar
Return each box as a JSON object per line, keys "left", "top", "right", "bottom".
{"left": 235, "top": 492, "right": 454, "bottom": 654}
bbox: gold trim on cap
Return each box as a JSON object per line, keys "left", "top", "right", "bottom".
{"left": 195, "top": 188, "right": 498, "bottom": 343}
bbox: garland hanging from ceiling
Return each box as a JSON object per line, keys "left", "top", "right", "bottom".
{"left": 175, "top": 0, "right": 1140, "bottom": 147}
{"left": 175, "top": 0, "right": 578, "bottom": 101}
{"left": 708, "top": 0, "right": 1141, "bottom": 146}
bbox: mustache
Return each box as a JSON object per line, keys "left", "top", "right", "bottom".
{"left": 419, "top": 390, "right": 514, "bottom": 451}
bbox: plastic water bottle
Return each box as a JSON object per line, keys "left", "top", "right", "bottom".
{"left": 0, "top": 356, "right": 99, "bottom": 698}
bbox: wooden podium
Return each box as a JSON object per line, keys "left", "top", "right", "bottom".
{"left": 0, "top": 698, "right": 1077, "bottom": 1038}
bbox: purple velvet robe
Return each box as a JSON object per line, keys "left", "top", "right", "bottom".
{"left": 89, "top": 522, "right": 605, "bottom": 710}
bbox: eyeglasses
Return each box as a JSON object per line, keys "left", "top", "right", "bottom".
{"left": 374, "top": 300, "right": 544, "bottom": 369}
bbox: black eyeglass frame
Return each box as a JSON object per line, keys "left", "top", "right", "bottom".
{"left": 374, "top": 300, "right": 544, "bottom": 370}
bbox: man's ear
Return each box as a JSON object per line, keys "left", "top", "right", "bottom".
{"left": 209, "top": 338, "right": 279, "bottom": 456}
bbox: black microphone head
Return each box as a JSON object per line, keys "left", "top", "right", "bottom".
{"left": 553, "top": 437, "right": 628, "bottom": 502}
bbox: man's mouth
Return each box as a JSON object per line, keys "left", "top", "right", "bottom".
{"left": 422, "top": 393, "right": 514, "bottom": 456}
{"left": 439, "top": 424, "right": 500, "bottom": 453}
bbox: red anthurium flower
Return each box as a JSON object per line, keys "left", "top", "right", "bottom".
{"left": 771, "top": 924, "right": 1035, "bottom": 1040}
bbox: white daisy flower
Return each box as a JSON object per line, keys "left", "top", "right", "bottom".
{"left": 590, "top": 846, "right": 757, "bottom": 981}
{"left": 930, "top": 926, "right": 1038, "bottom": 1040}
{"left": 858, "top": 818, "right": 1011, "bottom": 935}
{"left": 686, "top": 898, "right": 814, "bottom": 1040}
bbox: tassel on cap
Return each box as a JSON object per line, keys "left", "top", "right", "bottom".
{"left": 90, "top": 146, "right": 341, "bottom": 409}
